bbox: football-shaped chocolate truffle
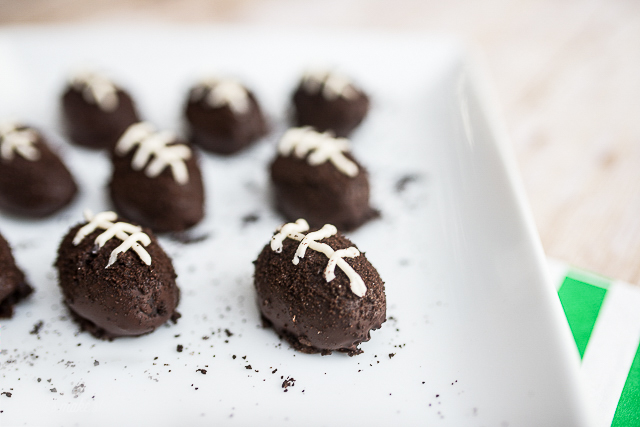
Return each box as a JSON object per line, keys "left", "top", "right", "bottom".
{"left": 185, "top": 77, "right": 268, "bottom": 154}
{"left": 254, "top": 219, "right": 386, "bottom": 355}
{"left": 0, "top": 231, "right": 33, "bottom": 318}
{"left": 109, "top": 122, "right": 205, "bottom": 233}
{"left": 292, "top": 70, "right": 369, "bottom": 137}
{"left": 0, "top": 121, "right": 78, "bottom": 217}
{"left": 61, "top": 71, "right": 140, "bottom": 149}
{"left": 55, "top": 210, "right": 180, "bottom": 339}
{"left": 270, "top": 127, "right": 377, "bottom": 231}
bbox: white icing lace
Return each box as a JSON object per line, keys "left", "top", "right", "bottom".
{"left": 278, "top": 127, "right": 359, "bottom": 177}
{"left": 191, "top": 78, "right": 250, "bottom": 114}
{"left": 270, "top": 219, "right": 366, "bottom": 297}
{"left": 71, "top": 71, "right": 119, "bottom": 112}
{"left": 115, "top": 122, "right": 191, "bottom": 185}
{"left": 301, "top": 69, "right": 358, "bottom": 101}
{"left": 0, "top": 121, "right": 40, "bottom": 161}
{"left": 73, "top": 210, "right": 152, "bottom": 268}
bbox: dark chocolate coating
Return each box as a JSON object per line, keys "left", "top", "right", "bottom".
{"left": 55, "top": 220, "right": 180, "bottom": 339}
{"left": 109, "top": 141, "right": 205, "bottom": 233}
{"left": 254, "top": 231, "right": 386, "bottom": 355}
{"left": 185, "top": 86, "right": 268, "bottom": 154}
{"left": 292, "top": 84, "right": 369, "bottom": 138}
{"left": 270, "top": 153, "right": 377, "bottom": 231}
{"left": 0, "top": 232, "right": 33, "bottom": 318}
{"left": 62, "top": 85, "right": 139, "bottom": 149}
{"left": 0, "top": 127, "right": 77, "bottom": 217}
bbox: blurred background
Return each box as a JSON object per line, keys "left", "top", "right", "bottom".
{"left": 2, "top": 0, "right": 640, "bottom": 284}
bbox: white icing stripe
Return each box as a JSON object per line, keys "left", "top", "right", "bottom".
{"left": 301, "top": 69, "right": 358, "bottom": 101}
{"left": 0, "top": 121, "right": 40, "bottom": 162}
{"left": 325, "top": 247, "right": 360, "bottom": 282}
{"left": 72, "top": 210, "right": 152, "bottom": 268}
{"left": 293, "top": 224, "right": 337, "bottom": 265}
{"left": 192, "top": 78, "right": 250, "bottom": 114}
{"left": 270, "top": 219, "right": 309, "bottom": 253}
{"left": 107, "top": 232, "right": 152, "bottom": 268}
{"left": 71, "top": 71, "right": 119, "bottom": 112}
{"left": 270, "top": 220, "right": 367, "bottom": 297}
{"left": 278, "top": 127, "right": 359, "bottom": 177}
{"left": 116, "top": 122, "right": 191, "bottom": 185}
{"left": 94, "top": 222, "right": 142, "bottom": 248}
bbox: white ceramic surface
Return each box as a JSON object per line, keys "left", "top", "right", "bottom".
{"left": 0, "top": 24, "right": 592, "bottom": 426}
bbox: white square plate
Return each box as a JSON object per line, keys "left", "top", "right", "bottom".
{"left": 0, "top": 24, "right": 592, "bottom": 426}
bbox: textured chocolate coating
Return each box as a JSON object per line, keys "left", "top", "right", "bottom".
{"left": 61, "top": 85, "right": 139, "bottom": 149}
{"left": 55, "top": 220, "right": 180, "bottom": 339}
{"left": 254, "top": 230, "right": 386, "bottom": 355}
{"left": 0, "top": 127, "right": 77, "bottom": 217}
{"left": 270, "top": 153, "right": 377, "bottom": 231}
{"left": 0, "top": 232, "right": 33, "bottom": 318}
{"left": 185, "top": 86, "right": 268, "bottom": 154}
{"left": 109, "top": 141, "right": 205, "bottom": 233}
{"left": 292, "top": 83, "right": 369, "bottom": 138}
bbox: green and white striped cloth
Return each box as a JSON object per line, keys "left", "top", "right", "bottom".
{"left": 549, "top": 261, "right": 640, "bottom": 426}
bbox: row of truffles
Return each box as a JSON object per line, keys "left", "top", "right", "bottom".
{"left": 0, "top": 70, "right": 374, "bottom": 231}
{"left": 0, "top": 123, "right": 376, "bottom": 233}
{"left": 1, "top": 212, "right": 386, "bottom": 356}
{"left": 0, "top": 120, "right": 205, "bottom": 232}
{"left": 61, "top": 70, "right": 369, "bottom": 153}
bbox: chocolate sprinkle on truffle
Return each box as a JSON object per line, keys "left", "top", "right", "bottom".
{"left": 109, "top": 124, "right": 205, "bottom": 233}
{"left": 61, "top": 73, "right": 140, "bottom": 150}
{"left": 0, "top": 123, "right": 77, "bottom": 217}
{"left": 253, "top": 224, "right": 386, "bottom": 355}
{"left": 55, "top": 215, "right": 180, "bottom": 339}
{"left": 271, "top": 147, "right": 377, "bottom": 231}
{"left": 292, "top": 71, "right": 369, "bottom": 137}
{"left": 185, "top": 79, "right": 268, "bottom": 154}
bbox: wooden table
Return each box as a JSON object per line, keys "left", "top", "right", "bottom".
{"left": 2, "top": 0, "right": 640, "bottom": 284}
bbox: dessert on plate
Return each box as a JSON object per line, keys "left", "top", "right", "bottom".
{"left": 253, "top": 219, "right": 386, "bottom": 355}
{"left": 61, "top": 71, "right": 140, "bottom": 149}
{"left": 55, "top": 210, "right": 181, "bottom": 339}
{"left": 0, "top": 120, "right": 77, "bottom": 217}
{"left": 270, "top": 127, "right": 377, "bottom": 231}
{"left": 109, "top": 122, "right": 205, "bottom": 233}
{"left": 292, "top": 69, "right": 369, "bottom": 137}
{"left": 184, "top": 77, "right": 268, "bottom": 154}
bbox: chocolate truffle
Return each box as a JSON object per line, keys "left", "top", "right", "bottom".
{"left": 0, "top": 121, "right": 78, "bottom": 217}
{"left": 55, "top": 210, "right": 180, "bottom": 339}
{"left": 61, "top": 71, "right": 140, "bottom": 149}
{"left": 270, "top": 127, "right": 377, "bottom": 231}
{"left": 292, "top": 70, "right": 369, "bottom": 137}
{"left": 185, "top": 78, "right": 268, "bottom": 154}
{"left": 109, "top": 122, "right": 205, "bottom": 233}
{"left": 254, "top": 219, "right": 386, "bottom": 355}
{"left": 0, "top": 232, "right": 33, "bottom": 318}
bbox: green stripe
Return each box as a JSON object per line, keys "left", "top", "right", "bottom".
{"left": 611, "top": 342, "right": 640, "bottom": 426}
{"left": 558, "top": 276, "right": 608, "bottom": 358}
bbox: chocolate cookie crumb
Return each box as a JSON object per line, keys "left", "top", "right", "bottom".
{"left": 242, "top": 213, "right": 260, "bottom": 226}
{"left": 29, "top": 320, "right": 44, "bottom": 335}
{"left": 281, "top": 377, "right": 295, "bottom": 391}
{"left": 395, "top": 173, "right": 422, "bottom": 193}
{"left": 177, "top": 345, "right": 184, "bottom": 353}
{"left": 1, "top": 392, "right": 11, "bottom": 398}
{"left": 196, "top": 369, "right": 207, "bottom": 375}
